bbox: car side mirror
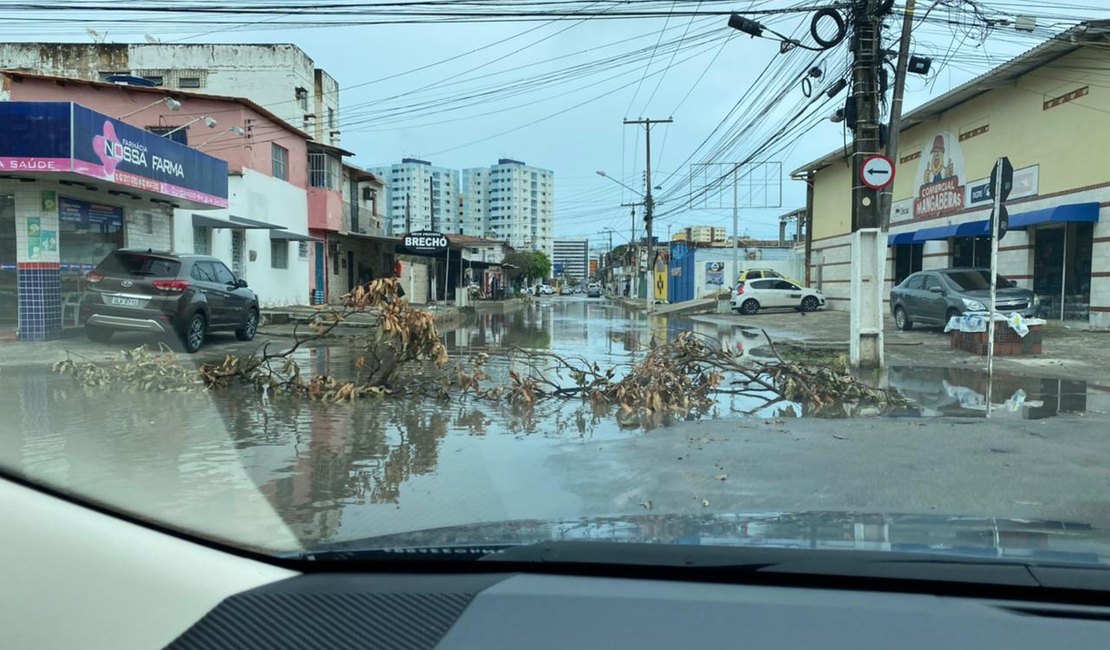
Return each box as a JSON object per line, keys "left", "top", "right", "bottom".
{"left": 928, "top": 286, "right": 943, "bottom": 294}
{"left": 236, "top": 279, "right": 249, "bottom": 288}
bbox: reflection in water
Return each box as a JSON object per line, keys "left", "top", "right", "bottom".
{"left": 886, "top": 366, "right": 1093, "bottom": 419}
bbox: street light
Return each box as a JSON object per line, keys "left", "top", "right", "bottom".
{"left": 161, "top": 114, "right": 218, "bottom": 138}
{"left": 195, "top": 126, "right": 247, "bottom": 148}
{"left": 117, "top": 96, "right": 181, "bottom": 120}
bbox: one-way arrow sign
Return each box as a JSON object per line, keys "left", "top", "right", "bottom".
{"left": 860, "top": 154, "right": 895, "bottom": 190}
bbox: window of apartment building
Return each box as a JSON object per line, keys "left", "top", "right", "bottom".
{"left": 272, "top": 144, "right": 289, "bottom": 181}
{"left": 328, "top": 107, "right": 335, "bottom": 129}
{"left": 193, "top": 226, "right": 211, "bottom": 255}
{"left": 296, "top": 87, "right": 309, "bottom": 111}
{"left": 271, "top": 240, "right": 289, "bottom": 269}
{"left": 178, "top": 77, "right": 202, "bottom": 89}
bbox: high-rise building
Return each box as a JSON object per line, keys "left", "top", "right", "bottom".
{"left": 553, "top": 239, "right": 589, "bottom": 284}
{"left": 370, "top": 159, "right": 461, "bottom": 235}
{"left": 462, "top": 159, "right": 554, "bottom": 257}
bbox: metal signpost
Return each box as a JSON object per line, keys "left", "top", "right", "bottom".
{"left": 985, "top": 156, "right": 1013, "bottom": 419}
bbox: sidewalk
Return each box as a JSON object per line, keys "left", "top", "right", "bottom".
{"left": 689, "top": 309, "right": 1110, "bottom": 383}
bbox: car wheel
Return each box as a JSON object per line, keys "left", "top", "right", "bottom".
{"left": 801, "top": 296, "right": 820, "bottom": 312}
{"left": 84, "top": 326, "right": 113, "bottom": 343}
{"left": 182, "top": 312, "right": 206, "bottom": 353}
{"left": 235, "top": 308, "right": 259, "bottom": 341}
{"left": 740, "top": 299, "right": 760, "bottom": 315}
{"left": 894, "top": 306, "right": 913, "bottom": 331}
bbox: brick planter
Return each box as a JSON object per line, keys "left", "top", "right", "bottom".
{"left": 949, "top": 325, "right": 1043, "bottom": 356}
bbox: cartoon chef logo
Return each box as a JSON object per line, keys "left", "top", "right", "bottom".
{"left": 923, "top": 134, "right": 955, "bottom": 184}
{"left": 92, "top": 120, "right": 123, "bottom": 177}
{"left": 913, "top": 131, "right": 966, "bottom": 220}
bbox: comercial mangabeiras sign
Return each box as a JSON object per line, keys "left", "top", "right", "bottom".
{"left": 913, "top": 131, "right": 966, "bottom": 220}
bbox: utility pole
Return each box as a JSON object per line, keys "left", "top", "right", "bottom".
{"left": 621, "top": 202, "right": 639, "bottom": 298}
{"left": 847, "top": 0, "right": 888, "bottom": 369}
{"left": 429, "top": 176, "right": 436, "bottom": 231}
{"left": 625, "top": 117, "right": 672, "bottom": 313}
{"left": 879, "top": 0, "right": 915, "bottom": 229}
{"left": 404, "top": 193, "right": 411, "bottom": 233}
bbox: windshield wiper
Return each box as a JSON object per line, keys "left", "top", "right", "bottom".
{"left": 293, "top": 541, "right": 1110, "bottom": 594}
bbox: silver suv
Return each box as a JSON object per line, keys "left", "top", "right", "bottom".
{"left": 890, "top": 268, "right": 1038, "bottom": 330}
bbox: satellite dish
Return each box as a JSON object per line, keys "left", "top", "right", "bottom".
{"left": 144, "top": 34, "right": 160, "bottom": 44}
{"left": 86, "top": 28, "right": 106, "bottom": 43}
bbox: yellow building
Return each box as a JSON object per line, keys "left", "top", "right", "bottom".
{"left": 792, "top": 21, "right": 1110, "bottom": 327}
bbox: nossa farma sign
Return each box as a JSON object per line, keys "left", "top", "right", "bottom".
{"left": 0, "top": 102, "right": 228, "bottom": 208}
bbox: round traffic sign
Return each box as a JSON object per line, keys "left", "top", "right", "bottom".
{"left": 860, "top": 154, "right": 895, "bottom": 190}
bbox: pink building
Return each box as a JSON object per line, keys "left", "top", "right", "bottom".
{"left": 1, "top": 72, "right": 317, "bottom": 310}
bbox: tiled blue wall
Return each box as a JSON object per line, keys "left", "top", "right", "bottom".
{"left": 17, "top": 263, "right": 61, "bottom": 341}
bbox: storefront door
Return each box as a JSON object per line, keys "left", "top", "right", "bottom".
{"left": 58, "top": 197, "right": 124, "bottom": 329}
{"left": 892, "top": 243, "right": 923, "bottom": 285}
{"left": 951, "top": 236, "right": 990, "bottom": 268}
{"left": 1034, "top": 223, "right": 1093, "bottom": 320}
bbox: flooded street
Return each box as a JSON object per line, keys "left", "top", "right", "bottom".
{"left": 5, "top": 296, "right": 1110, "bottom": 552}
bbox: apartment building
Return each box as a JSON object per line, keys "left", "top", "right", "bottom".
{"left": 371, "top": 158, "right": 461, "bottom": 235}
{"left": 0, "top": 42, "right": 341, "bottom": 147}
{"left": 553, "top": 239, "right": 589, "bottom": 283}
{"left": 462, "top": 159, "right": 554, "bottom": 257}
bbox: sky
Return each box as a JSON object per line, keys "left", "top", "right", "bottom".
{"left": 6, "top": 0, "right": 1107, "bottom": 245}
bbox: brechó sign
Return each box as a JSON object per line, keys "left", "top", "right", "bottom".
{"left": 402, "top": 230, "right": 449, "bottom": 254}
{"left": 0, "top": 102, "right": 228, "bottom": 208}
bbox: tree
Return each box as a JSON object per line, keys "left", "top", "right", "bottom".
{"left": 530, "top": 251, "right": 551, "bottom": 280}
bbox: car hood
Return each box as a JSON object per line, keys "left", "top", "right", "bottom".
{"left": 959, "top": 287, "right": 1034, "bottom": 301}
{"left": 310, "top": 511, "right": 1110, "bottom": 564}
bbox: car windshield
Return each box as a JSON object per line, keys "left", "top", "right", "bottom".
{"left": 945, "top": 270, "right": 1016, "bottom": 291}
{"left": 3, "top": 2, "right": 1110, "bottom": 576}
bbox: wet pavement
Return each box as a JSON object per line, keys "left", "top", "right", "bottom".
{"left": 4, "top": 295, "right": 1110, "bottom": 553}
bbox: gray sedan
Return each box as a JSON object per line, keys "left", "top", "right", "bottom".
{"left": 890, "top": 268, "right": 1038, "bottom": 330}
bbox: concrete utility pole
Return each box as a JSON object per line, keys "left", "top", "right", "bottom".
{"left": 879, "top": 0, "right": 916, "bottom": 229}
{"left": 429, "top": 176, "right": 436, "bottom": 231}
{"left": 625, "top": 117, "right": 672, "bottom": 313}
{"left": 621, "top": 202, "right": 639, "bottom": 298}
{"left": 847, "top": 0, "right": 888, "bottom": 369}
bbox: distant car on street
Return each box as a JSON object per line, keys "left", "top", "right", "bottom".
{"left": 586, "top": 282, "right": 602, "bottom": 298}
{"left": 890, "top": 268, "right": 1038, "bottom": 330}
{"left": 80, "top": 249, "right": 259, "bottom": 353}
{"left": 729, "top": 278, "right": 824, "bottom": 315}
{"left": 539, "top": 284, "right": 554, "bottom": 295}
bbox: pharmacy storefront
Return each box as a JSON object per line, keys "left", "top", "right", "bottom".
{"left": 0, "top": 101, "right": 227, "bottom": 340}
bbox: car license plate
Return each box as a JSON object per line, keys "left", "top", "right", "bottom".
{"left": 110, "top": 296, "right": 141, "bottom": 308}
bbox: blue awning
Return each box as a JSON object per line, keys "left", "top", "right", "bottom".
{"left": 953, "top": 219, "right": 990, "bottom": 237}
{"left": 912, "top": 225, "right": 957, "bottom": 243}
{"left": 1010, "top": 202, "right": 1100, "bottom": 229}
{"left": 888, "top": 232, "right": 916, "bottom": 245}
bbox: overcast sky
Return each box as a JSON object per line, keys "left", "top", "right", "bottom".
{"left": 11, "top": 1, "right": 1107, "bottom": 243}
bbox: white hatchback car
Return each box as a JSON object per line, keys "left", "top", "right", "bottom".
{"left": 729, "top": 278, "right": 825, "bottom": 315}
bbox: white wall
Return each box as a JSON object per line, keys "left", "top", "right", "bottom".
{"left": 174, "top": 169, "right": 310, "bottom": 307}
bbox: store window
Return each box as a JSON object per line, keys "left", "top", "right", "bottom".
{"left": 58, "top": 197, "right": 125, "bottom": 327}
{"left": 951, "top": 236, "right": 990, "bottom": 268}
{"left": 271, "top": 240, "right": 289, "bottom": 269}
{"left": 1034, "top": 223, "right": 1093, "bottom": 320}
{"left": 193, "top": 225, "right": 211, "bottom": 255}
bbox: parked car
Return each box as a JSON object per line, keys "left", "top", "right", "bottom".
{"left": 586, "top": 282, "right": 602, "bottom": 298}
{"left": 889, "top": 268, "right": 1038, "bottom": 331}
{"left": 729, "top": 278, "right": 825, "bottom": 315}
{"left": 736, "top": 268, "right": 804, "bottom": 287}
{"left": 80, "top": 249, "right": 260, "bottom": 353}
{"left": 539, "top": 284, "right": 554, "bottom": 295}
{"left": 558, "top": 285, "right": 571, "bottom": 295}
